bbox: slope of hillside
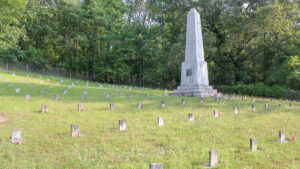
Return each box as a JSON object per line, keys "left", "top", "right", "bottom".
{"left": 0, "top": 72, "right": 299, "bottom": 168}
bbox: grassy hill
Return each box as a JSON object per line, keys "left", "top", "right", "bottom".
{"left": 0, "top": 72, "right": 299, "bottom": 168}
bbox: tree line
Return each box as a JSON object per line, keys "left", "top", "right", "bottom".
{"left": 0, "top": 0, "right": 299, "bottom": 90}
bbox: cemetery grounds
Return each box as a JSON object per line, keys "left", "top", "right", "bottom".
{"left": 0, "top": 71, "right": 299, "bottom": 168}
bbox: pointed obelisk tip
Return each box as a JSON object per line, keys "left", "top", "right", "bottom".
{"left": 189, "top": 8, "right": 198, "bottom": 14}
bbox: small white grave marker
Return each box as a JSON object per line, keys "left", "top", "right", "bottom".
{"left": 209, "top": 150, "right": 218, "bottom": 167}
{"left": 234, "top": 107, "right": 238, "bottom": 114}
{"left": 182, "top": 99, "right": 186, "bottom": 105}
{"left": 16, "top": 88, "right": 20, "bottom": 93}
{"left": 200, "top": 98, "right": 204, "bottom": 103}
{"left": 78, "top": 104, "right": 84, "bottom": 112}
{"left": 71, "top": 124, "right": 79, "bottom": 137}
{"left": 188, "top": 113, "right": 194, "bottom": 122}
{"left": 41, "top": 105, "right": 48, "bottom": 113}
{"left": 214, "top": 110, "right": 218, "bottom": 118}
{"left": 137, "top": 102, "right": 143, "bottom": 109}
{"left": 25, "top": 94, "right": 30, "bottom": 100}
{"left": 12, "top": 129, "right": 22, "bottom": 143}
{"left": 158, "top": 117, "right": 164, "bottom": 126}
{"left": 119, "top": 120, "right": 127, "bottom": 131}
{"left": 55, "top": 95, "right": 60, "bottom": 100}
{"left": 150, "top": 163, "right": 163, "bottom": 169}
{"left": 265, "top": 103, "right": 269, "bottom": 109}
{"left": 250, "top": 138, "right": 257, "bottom": 151}
{"left": 110, "top": 103, "right": 116, "bottom": 110}
{"left": 161, "top": 101, "right": 166, "bottom": 108}
{"left": 252, "top": 105, "right": 255, "bottom": 111}
{"left": 279, "top": 130, "right": 287, "bottom": 142}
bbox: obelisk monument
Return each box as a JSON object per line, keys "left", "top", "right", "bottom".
{"left": 169, "top": 8, "right": 221, "bottom": 97}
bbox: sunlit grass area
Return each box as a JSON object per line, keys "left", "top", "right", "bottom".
{"left": 0, "top": 71, "right": 299, "bottom": 168}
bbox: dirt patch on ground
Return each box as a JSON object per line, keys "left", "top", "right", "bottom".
{"left": 0, "top": 113, "right": 9, "bottom": 124}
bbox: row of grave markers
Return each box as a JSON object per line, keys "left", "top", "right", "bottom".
{"left": 11, "top": 125, "right": 292, "bottom": 168}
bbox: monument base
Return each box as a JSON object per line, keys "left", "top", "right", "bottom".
{"left": 169, "top": 85, "right": 222, "bottom": 97}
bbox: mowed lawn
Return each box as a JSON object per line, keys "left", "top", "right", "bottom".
{"left": 0, "top": 72, "right": 299, "bottom": 169}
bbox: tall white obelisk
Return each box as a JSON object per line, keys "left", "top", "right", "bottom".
{"left": 169, "top": 8, "right": 221, "bottom": 97}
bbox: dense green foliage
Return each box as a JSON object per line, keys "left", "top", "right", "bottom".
{"left": 217, "top": 84, "right": 286, "bottom": 98}
{"left": 0, "top": 0, "right": 299, "bottom": 89}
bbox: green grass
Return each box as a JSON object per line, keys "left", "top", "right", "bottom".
{"left": 0, "top": 71, "right": 299, "bottom": 169}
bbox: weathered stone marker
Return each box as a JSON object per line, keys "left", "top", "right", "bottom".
{"left": 216, "top": 97, "right": 220, "bottom": 102}
{"left": 137, "top": 102, "right": 143, "bottom": 109}
{"left": 50, "top": 85, "right": 53, "bottom": 88}
{"left": 265, "top": 103, "right": 269, "bottom": 109}
{"left": 229, "top": 96, "right": 233, "bottom": 102}
{"left": 279, "top": 130, "right": 287, "bottom": 142}
{"left": 105, "top": 94, "right": 110, "bottom": 100}
{"left": 158, "top": 117, "right": 164, "bottom": 126}
{"left": 214, "top": 109, "right": 218, "bottom": 118}
{"left": 209, "top": 150, "right": 218, "bottom": 167}
{"left": 41, "top": 104, "right": 48, "bottom": 113}
{"left": 290, "top": 103, "right": 292, "bottom": 108}
{"left": 146, "top": 93, "right": 150, "bottom": 98}
{"left": 102, "top": 90, "right": 106, "bottom": 95}
{"left": 26, "top": 94, "right": 30, "bottom": 100}
{"left": 188, "top": 113, "right": 194, "bottom": 121}
{"left": 55, "top": 95, "right": 60, "bottom": 100}
{"left": 41, "top": 89, "right": 45, "bottom": 94}
{"left": 71, "top": 124, "right": 79, "bottom": 137}
{"left": 182, "top": 99, "right": 186, "bottom": 105}
{"left": 120, "top": 91, "right": 123, "bottom": 95}
{"left": 161, "top": 101, "right": 166, "bottom": 108}
{"left": 78, "top": 104, "right": 84, "bottom": 112}
{"left": 136, "top": 93, "right": 139, "bottom": 96}
{"left": 63, "top": 89, "right": 67, "bottom": 94}
{"left": 234, "top": 107, "right": 238, "bottom": 114}
{"left": 250, "top": 138, "right": 257, "bottom": 151}
{"left": 11, "top": 129, "right": 22, "bottom": 143}
{"left": 16, "top": 88, "right": 20, "bottom": 93}
{"left": 84, "top": 90, "right": 87, "bottom": 95}
{"left": 252, "top": 97, "right": 256, "bottom": 102}
{"left": 162, "top": 93, "right": 166, "bottom": 97}
{"left": 279, "top": 104, "right": 282, "bottom": 108}
{"left": 9, "top": 82, "right": 12, "bottom": 86}
{"left": 119, "top": 120, "right": 127, "bottom": 131}
{"left": 200, "top": 97, "right": 204, "bottom": 103}
{"left": 110, "top": 103, "right": 116, "bottom": 110}
{"left": 82, "top": 95, "right": 86, "bottom": 101}
{"left": 150, "top": 163, "right": 163, "bottom": 169}
{"left": 126, "top": 94, "right": 130, "bottom": 99}
{"left": 242, "top": 96, "right": 246, "bottom": 101}
{"left": 252, "top": 105, "right": 255, "bottom": 111}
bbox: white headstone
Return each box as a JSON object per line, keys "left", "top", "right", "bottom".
{"left": 209, "top": 150, "right": 218, "bottom": 167}
{"left": 41, "top": 105, "right": 48, "bottom": 113}
{"left": 250, "top": 138, "right": 257, "bottom": 151}
{"left": 158, "top": 117, "right": 164, "bottom": 126}
{"left": 119, "top": 120, "right": 127, "bottom": 131}
{"left": 11, "top": 129, "right": 22, "bottom": 143}
{"left": 71, "top": 124, "right": 79, "bottom": 137}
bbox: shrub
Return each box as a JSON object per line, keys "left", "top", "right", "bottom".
{"left": 216, "top": 84, "right": 286, "bottom": 98}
